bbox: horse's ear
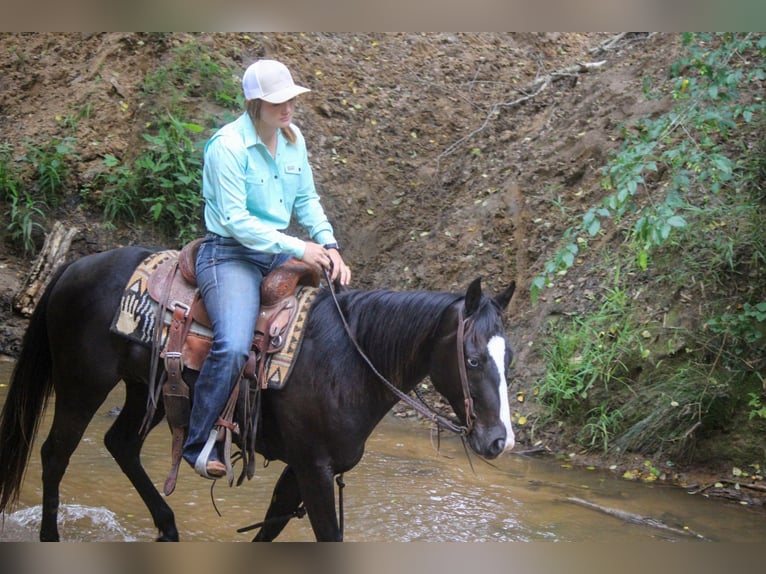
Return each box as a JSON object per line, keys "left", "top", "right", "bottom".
{"left": 464, "top": 277, "right": 483, "bottom": 316}
{"left": 494, "top": 280, "right": 516, "bottom": 311}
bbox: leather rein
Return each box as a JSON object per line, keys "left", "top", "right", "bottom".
{"left": 322, "top": 269, "right": 475, "bottom": 436}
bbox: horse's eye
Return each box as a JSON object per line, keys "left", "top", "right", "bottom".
{"left": 467, "top": 357, "right": 480, "bottom": 368}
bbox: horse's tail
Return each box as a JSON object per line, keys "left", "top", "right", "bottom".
{"left": 0, "top": 262, "right": 71, "bottom": 514}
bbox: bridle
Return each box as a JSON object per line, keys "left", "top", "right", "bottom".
{"left": 322, "top": 269, "right": 476, "bottom": 436}
{"left": 455, "top": 306, "right": 476, "bottom": 433}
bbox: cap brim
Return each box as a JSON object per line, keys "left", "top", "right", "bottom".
{"left": 261, "top": 85, "right": 311, "bottom": 104}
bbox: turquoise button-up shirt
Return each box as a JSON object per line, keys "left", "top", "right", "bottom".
{"left": 201, "top": 112, "right": 336, "bottom": 259}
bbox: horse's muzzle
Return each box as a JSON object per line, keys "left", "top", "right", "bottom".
{"left": 470, "top": 427, "right": 514, "bottom": 459}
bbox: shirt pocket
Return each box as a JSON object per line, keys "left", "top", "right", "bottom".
{"left": 283, "top": 164, "right": 303, "bottom": 176}
{"left": 245, "top": 174, "right": 271, "bottom": 212}
{"left": 245, "top": 174, "right": 267, "bottom": 188}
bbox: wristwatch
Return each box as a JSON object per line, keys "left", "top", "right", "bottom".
{"left": 323, "top": 242, "right": 341, "bottom": 253}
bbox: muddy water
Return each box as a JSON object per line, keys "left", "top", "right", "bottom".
{"left": 1, "top": 360, "right": 765, "bottom": 542}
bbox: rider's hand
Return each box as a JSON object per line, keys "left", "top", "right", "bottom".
{"left": 326, "top": 248, "right": 351, "bottom": 286}
{"left": 301, "top": 242, "right": 351, "bottom": 286}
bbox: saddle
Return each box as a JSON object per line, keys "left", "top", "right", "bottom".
{"left": 144, "top": 238, "right": 319, "bottom": 494}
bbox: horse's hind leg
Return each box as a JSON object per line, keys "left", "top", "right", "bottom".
{"left": 39, "top": 383, "right": 111, "bottom": 541}
{"left": 252, "top": 465, "right": 304, "bottom": 542}
{"left": 104, "top": 379, "right": 179, "bottom": 542}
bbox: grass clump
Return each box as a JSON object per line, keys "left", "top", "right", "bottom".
{"left": 534, "top": 33, "right": 766, "bottom": 465}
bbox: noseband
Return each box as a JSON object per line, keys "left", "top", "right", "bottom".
{"left": 324, "top": 270, "right": 474, "bottom": 436}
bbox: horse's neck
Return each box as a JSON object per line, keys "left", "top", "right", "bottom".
{"left": 364, "top": 295, "right": 447, "bottom": 392}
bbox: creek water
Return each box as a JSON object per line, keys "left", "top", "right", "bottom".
{"left": 0, "top": 360, "right": 764, "bottom": 542}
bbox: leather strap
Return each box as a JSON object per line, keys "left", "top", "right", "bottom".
{"left": 217, "top": 376, "right": 243, "bottom": 485}
{"left": 163, "top": 424, "right": 185, "bottom": 495}
{"left": 455, "top": 308, "right": 475, "bottom": 433}
{"left": 141, "top": 260, "right": 181, "bottom": 436}
{"left": 162, "top": 296, "right": 197, "bottom": 493}
{"left": 164, "top": 302, "right": 193, "bottom": 418}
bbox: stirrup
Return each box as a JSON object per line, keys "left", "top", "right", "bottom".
{"left": 194, "top": 428, "right": 223, "bottom": 480}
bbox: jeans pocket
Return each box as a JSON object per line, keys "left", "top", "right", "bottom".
{"left": 196, "top": 237, "right": 219, "bottom": 275}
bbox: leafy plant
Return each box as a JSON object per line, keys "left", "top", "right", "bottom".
{"left": 136, "top": 114, "right": 205, "bottom": 243}
{"left": 5, "top": 188, "right": 46, "bottom": 254}
{"left": 578, "top": 404, "right": 624, "bottom": 453}
{"left": 613, "top": 364, "right": 732, "bottom": 459}
{"left": 86, "top": 153, "right": 141, "bottom": 224}
{"left": 86, "top": 113, "right": 205, "bottom": 244}
{"left": 536, "top": 273, "right": 641, "bottom": 422}
{"left": 56, "top": 103, "right": 93, "bottom": 132}
{"left": 531, "top": 33, "right": 766, "bottom": 303}
{"left": 708, "top": 301, "right": 766, "bottom": 347}
{"left": 747, "top": 391, "right": 766, "bottom": 420}
{"left": 1, "top": 143, "right": 46, "bottom": 254}
{"left": 22, "top": 136, "right": 78, "bottom": 206}
{"left": 142, "top": 41, "right": 243, "bottom": 111}
{"left": 0, "top": 143, "right": 19, "bottom": 201}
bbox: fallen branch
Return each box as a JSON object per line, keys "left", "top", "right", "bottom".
{"left": 589, "top": 32, "right": 655, "bottom": 55}
{"left": 13, "top": 221, "right": 78, "bottom": 316}
{"left": 691, "top": 479, "right": 766, "bottom": 495}
{"left": 563, "top": 496, "right": 710, "bottom": 540}
{"left": 726, "top": 480, "right": 766, "bottom": 493}
{"left": 436, "top": 60, "right": 606, "bottom": 164}
{"left": 511, "top": 60, "right": 607, "bottom": 98}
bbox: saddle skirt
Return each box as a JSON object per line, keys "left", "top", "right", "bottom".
{"left": 110, "top": 246, "right": 320, "bottom": 390}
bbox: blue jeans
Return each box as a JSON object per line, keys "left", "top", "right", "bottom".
{"left": 182, "top": 234, "right": 291, "bottom": 466}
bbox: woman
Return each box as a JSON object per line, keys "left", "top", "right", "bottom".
{"left": 183, "top": 59, "right": 351, "bottom": 478}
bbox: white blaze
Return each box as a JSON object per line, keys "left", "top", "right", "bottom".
{"left": 487, "top": 335, "right": 515, "bottom": 451}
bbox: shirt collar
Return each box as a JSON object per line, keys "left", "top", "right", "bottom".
{"left": 239, "top": 112, "right": 260, "bottom": 148}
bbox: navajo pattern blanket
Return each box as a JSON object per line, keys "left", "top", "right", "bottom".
{"left": 110, "top": 250, "right": 176, "bottom": 348}
{"left": 110, "top": 250, "right": 318, "bottom": 390}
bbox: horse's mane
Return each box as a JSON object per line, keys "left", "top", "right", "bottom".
{"left": 313, "top": 288, "right": 463, "bottom": 383}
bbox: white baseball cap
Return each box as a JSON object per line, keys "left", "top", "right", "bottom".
{"left": 242, "top": 60, "right": 311, "bottom": 103}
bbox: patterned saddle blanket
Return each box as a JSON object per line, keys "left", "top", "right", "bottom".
{"left": 110, "top": 248, "right": 319, "bottom": 390}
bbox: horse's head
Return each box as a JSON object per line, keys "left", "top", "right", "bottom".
{"left": 430, "top": 278, "right": 516, "bottom": 459}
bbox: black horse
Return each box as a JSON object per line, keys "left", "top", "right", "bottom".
{"left": 0, "top": 245, "right": 516, "bottom": 541}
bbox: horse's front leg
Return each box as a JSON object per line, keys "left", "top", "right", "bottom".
{"left": 295, "top": 464, "right": 342, "bottom": 541}
{"left": 252, "top": 465, "right": 303, "bottom": 542}
{"left": 104, "top": 380, "right": 179, "bottom": 541}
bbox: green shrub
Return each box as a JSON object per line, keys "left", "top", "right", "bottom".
{"left": 22, "top": 136, "right": 78, "bottom": 207}
{"left": 532, "top": 33, "right": 766, "bottom": 303}
{"left": 142, "top": 40, "right": 243, "bottom": 112}
{"left": 536, "top": 274, "right": 644, "bottom": 450}
{"left": 0, "top": 143, "right": 45, "bottom": 254}
{"left": 87, "top": 114, "right": 205, "bottom": 245}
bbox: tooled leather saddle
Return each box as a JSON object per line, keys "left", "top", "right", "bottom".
{"left": 142, "top": 238, "right": 319, "bottom": 494}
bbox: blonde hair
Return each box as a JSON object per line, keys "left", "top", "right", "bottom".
{"left": 246, "top": 99, "right": 297, "bottom": 144}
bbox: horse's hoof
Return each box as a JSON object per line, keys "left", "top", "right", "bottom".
{"left": 156, "top": 533, "right": 179, "bottom": 542}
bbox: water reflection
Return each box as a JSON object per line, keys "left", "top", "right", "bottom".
{"left": 1, "top": 360, "right": 765, "bottom": 542}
